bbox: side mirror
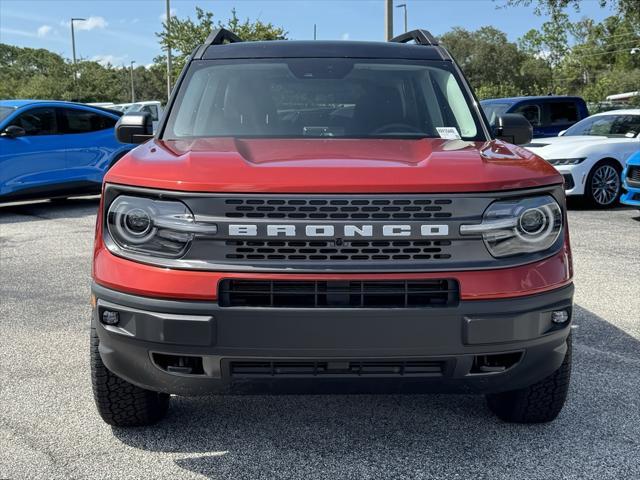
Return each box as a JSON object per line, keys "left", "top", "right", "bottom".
{"left": 494, "top": 113, "right": 533, "bottom": 145}
{"left": 115, "top": 112, "right": 153, "bottom": 144}
{"left": 1, "top": 125, "right": 26, "bottom": 138}
{"left": 558, "top": 130, "right": 567, "bottom": 137}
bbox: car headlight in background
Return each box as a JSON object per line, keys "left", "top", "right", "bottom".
{"left": 547, "top": 157, "right": 586, "bottom": 166}
{"left": 460, "top": 195, "right": 563, "bottom": 258}
{"left": 106, "top": 195, "right": 217, "bottom": 258}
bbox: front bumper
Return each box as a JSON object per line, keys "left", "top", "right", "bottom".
{"left": 553, "top": 164, "right": 587, "bottom": 196}
{"left": 92, "top": 282, "right": 574, "bottom": 396}
{"left": 621, "top": 171, "right": 640, "bottom": 207}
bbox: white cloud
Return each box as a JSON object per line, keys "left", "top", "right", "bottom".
{"left": 0, "top": 26, "right": 66, "bottom": 43}
{"left": 341, "top": 33, "right": 350, "bottom": 40}
{"left": 37, "top": 25, "right": 52, "bottom": 37}
{"left": 92, "top": 54, "right": 128, "bottom": 67}
{"left": 64, "top": 16, "right": 108, "bottom": 31}
{"left": 159, "top": 8, "right": 177, "bottom": 22}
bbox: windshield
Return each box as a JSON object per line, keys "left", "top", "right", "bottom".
{"left": 480, "top": 102, "right": 512, "bottom": 125}
{"left": 0, "top": 106, "right": 17, "bottom": 123}
{"left": 564, "top": 114, "right": 640, "bottom": 138}
{"left": 163, "top": 59, "right": 484, "bottom": 141}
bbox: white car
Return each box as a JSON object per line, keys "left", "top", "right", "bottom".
{"left": 526, "top": 109, "right": 640, "bottom": 207}
{"left": 110, "top": 101, "right": 164, "bottom": 132}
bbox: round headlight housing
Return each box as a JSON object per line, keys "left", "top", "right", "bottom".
{"left": 107, "top": 195, "right": 196, "bottom": 257}
{"left": 460, "top": 195, "right": 563, "bottom": 258}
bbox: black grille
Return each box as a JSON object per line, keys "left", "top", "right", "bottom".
{"left": 219, "top": 279, "right": 459, "bottom": 308}
{"left": 229, "top": 360, "right": 444, "bottom": 378}
{"left": 224, "top": 239, "right": 453, "bottom": 262}
{"left": 627, "top": 166, "right": 640, "bottom": 187}
{"left": 224, "top": 197, "right": 453, "bottom": 220}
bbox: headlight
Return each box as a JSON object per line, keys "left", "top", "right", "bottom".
{"left": 548, "top": 158, "right": 586, "bottom": 166}
{"left": 460, "top": 195, "right": 562, "bottom": 258}
{"left": 106, "top": 195, "right": 217, "bottom": 258}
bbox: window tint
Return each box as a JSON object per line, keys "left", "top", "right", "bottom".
{"left": 10, "top": 107, "right": 57, "bottom": 135}
{"left": 564, "top": 114, "right": 640, "bottom": 137}
{"left": 0, "top": 106, "right": 16, "bottom": 123}
{"left": 61, "top": 108, "right": 116, "bottom": 134}
{"left": 140, "top": 105, "right": 159, "bottom": 121}
{"left": 165, "top": 59, "right": 482, "bottom": 140}
{"left": 549, "top": 102, "right": 578, "bottom": 125}
{"left": 514, "top": 104, "right": 541, "bottom": 127}
{"left": 480, "top": 103, "right": 511, "bottom": 125}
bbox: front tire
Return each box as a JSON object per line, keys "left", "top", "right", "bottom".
{"left": 486, "top": 335, "right": 572, "bottom": 423}
{"left": 90, "top": 328, "right": 170, "bottom": 427}
{"left": 586, "top": 160, "right": 622, "bottom": 208}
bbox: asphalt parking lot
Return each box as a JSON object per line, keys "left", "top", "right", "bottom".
{"left": 1, "top": 198, "right": 639, "bottom": 480}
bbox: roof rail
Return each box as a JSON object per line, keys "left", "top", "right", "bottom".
{"left": 390, "top": 29, "right": 438, "bottom": 46}
{"left": 204, "top": 28, "right": 243, "bottom": 47}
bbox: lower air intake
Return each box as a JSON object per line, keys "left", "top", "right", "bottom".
{"left": 219, "top": 279, "right": 459, "bottom": 308}
{"left": 229, "top": 360, "right": 444, "bottom": 378}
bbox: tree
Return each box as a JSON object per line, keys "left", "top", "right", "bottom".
{"left": 440, "top": 27, "right": 552, "bottom": 98}
{"left": 156, "top": 7, "right": 287, "bottom": 79}
{"left": 501, "top": 0, "right": 640, "bottom": 22}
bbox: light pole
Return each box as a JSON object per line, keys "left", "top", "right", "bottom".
{"left": 384, "top": 0, "right": 393, "bottom": 40}
{"left": 130, "top": 61, "right": 136, "bottom": 103}
{"left": 165, "top": 0, "right": 172, "bottom": 101}
{"left": 396, "top": 3, "right": 407, "bottom": 33}
{"left": 70, "top": 17, "right": 85, "bottom": 98}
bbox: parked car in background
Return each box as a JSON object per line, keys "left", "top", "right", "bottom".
{"left": 0, "top": 100, "right": 132, "bottom": 202}
{"left": 525, "top": 109, "right": 640, "bottom": 207}
{"left": 481, "top": 96, "right": 589, "bottom": 138}
{"left": 109, "top": 101, "right": 164, "bottom": 131}
{"left": 621, "top": 150, "right": 640, "bottom": 210}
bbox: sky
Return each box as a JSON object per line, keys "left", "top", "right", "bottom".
{"left": 0, "top": 0, "right": 615, "bottom": 67}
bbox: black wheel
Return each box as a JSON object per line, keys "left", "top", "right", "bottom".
{"left": 91, "top": 328, "right": 169, "bottom": 426}
{"left": 586, "top": 160, "right": 622, "bottom": 208}
{"left": 486, "top": 335, "right": 572, "bottom": 423}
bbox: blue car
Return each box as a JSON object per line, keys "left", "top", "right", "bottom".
{"left": 0, "top": 100, "right": 132, "bottom": 202}
{"left": 481, "top": 96, "right": 589, "bottom": 138}
{"left": 621, "top": 150, "right": 640, "bottom": 210}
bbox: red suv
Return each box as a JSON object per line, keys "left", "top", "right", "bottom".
{"left": 90, "top": 29, "right": 573, "bottom": 426}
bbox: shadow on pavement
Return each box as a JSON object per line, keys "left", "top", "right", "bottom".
{"left": 566, "top": 197, "right": 635, "bottom": 212}
{"left": 112, "top": 304, "right": 640, "bottom": 479}
{"left": 0, "top": 197, "right": 99, "bottom": 223}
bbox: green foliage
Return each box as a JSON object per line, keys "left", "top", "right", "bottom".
{"left": 156, "top": 7, "right": 287, "bottom": 78}
{"left": 0, "top": 5, "right": 637, "bottom": 107}
{"left": 440, "top": 27, "right": 554, "bottom": 98}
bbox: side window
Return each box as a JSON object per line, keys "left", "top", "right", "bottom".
{"left": 10, "top": 107, "right": 57, "bottom": 136}
{"left": 61, "top": 108, "right": 116, "bottom": 134}
{"left": 611, "top": 115, "right": 640, "bottom": 137}
{"left": 141, "top": 105, "right": 159, "bottom": 121}
{"left": 549, "top": 102, "right": 578, "bottom": 125}
{"left": 514, "top": 104, "right": 542, "bottom": 127}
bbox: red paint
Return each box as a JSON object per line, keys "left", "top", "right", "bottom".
{"left": 105, "top": 138, "right": 562, "bottom": 194}
{"left": 93, "top": 239, "right": 572, "bottom": 301}
{"left": 95, "top": 137, "right": 572, "bottom": 302}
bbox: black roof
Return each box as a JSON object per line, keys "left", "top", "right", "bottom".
{"left": 199, "top": 40, "right": 450, "bottom": 61}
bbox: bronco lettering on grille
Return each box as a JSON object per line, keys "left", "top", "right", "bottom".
{"left": 228, "top": 224, "right": 449, "bottom": 237}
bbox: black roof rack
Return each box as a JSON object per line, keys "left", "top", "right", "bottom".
{"left": 204, "top": 28, "right": 243, "bottom": 47}
{"left": 390, "top": 29, "right": 438, "bottom": 46}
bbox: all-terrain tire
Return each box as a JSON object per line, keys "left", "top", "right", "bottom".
{"left": 486, "top": 335, "right": 572, "bottom": 423}
{"left": 91, "top": 328, "right": 169, "bottom": 426}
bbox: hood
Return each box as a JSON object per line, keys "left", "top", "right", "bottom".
{"left": 105, "top": 137, "right": 562, "bottom": 194}
{"left": 525, "top": 135, "right": 627, "bottom": 159}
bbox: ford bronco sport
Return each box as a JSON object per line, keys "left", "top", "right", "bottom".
{"left": 91, "top": 29, "right": 574, "bottom": 426}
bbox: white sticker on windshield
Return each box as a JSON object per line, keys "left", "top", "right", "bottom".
{"left": 436, "top": 127, "right": 461, "bottom": 140}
